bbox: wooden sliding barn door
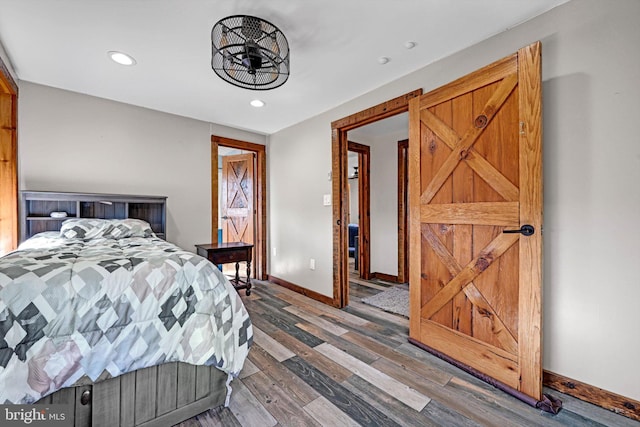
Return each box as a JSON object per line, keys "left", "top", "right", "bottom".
{"left": 408, "top": 42, "right": 543, "bottom": 400}
{"left": 222, "top": 153, "right": 255, "bottom": 245}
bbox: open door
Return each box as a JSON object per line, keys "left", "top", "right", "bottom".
{"left": 221, "top": 153, "right": 255, "bottom": 246}
{"left": 408, "top": 42, "right": 555, "bottom": 411}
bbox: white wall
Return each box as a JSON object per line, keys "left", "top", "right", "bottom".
{"left": 268, "top": 118, "right": 333, "bottom": 289}
{"left": 349, "top": 128, "right": 407, "bottom": 277}
{"left": 269, "top": 0, "right": 640, "bottom": 401}
{"left": 369, "top": 129, "right": 406, "bottom": 277}
{"left": 18, "top": 82, "right": 266, "bottom": 252}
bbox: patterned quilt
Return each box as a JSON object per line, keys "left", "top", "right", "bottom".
{"left": 0, "top": 229, "right": 253, "bottom": 404}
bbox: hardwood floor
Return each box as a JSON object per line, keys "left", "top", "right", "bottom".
{"left": 174, "top": 279, "right": 638, "bottom": 427}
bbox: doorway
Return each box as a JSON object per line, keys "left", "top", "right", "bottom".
{"left": 347, "top": 141, "right": 370, "bottom": 280}
{"left": 0, "top": 58, "right": 18, "bottom": 256}
{"left": 211, "top": 135, "right": 267, "bottom": 280}
{"left": 331, "top": 89, "right": 422, "bottom": 308}
{"left": 348, "top": 115, "right": 410, "bottom": 285}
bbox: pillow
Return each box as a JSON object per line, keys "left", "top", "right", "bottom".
{"left": 103, "top": 219, "right": 154, "bottom": 239}
{"left": 60, "top": 218, "right": 154, "bottom": 240}
{"left": 60, "top": 218, "right": 114, "bottom": 240}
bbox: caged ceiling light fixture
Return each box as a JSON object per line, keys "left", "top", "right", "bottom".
{"left": 211, "top": 15, "right": 290, "bottom": 90}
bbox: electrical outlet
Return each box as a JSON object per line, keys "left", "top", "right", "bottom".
{"left": 309, "top": 258, "right": 316, "bottom": 270}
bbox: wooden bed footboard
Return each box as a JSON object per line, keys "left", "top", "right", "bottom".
{"left": 35, "top": 362, "right": 229, "bottom": 427}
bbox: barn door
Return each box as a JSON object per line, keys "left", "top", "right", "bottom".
{"left": 222, "top": 153, "right": 255, "bottom": 246}
{"left": 408, "top": 42, "right": 546, "bottom": 403}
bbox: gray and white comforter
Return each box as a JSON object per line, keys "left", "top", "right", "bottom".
{"left": 0, "top": 232, "right": 252, "bottom": 404}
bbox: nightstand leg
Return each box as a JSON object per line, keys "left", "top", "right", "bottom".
{"left": 235, "top": 262, "right": 240, "bottom": 285}
{"left": 246, "top": 260, "right": 252, "bottom": 296}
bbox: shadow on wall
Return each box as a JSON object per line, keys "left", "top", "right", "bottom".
{"left": 541, "top": 71, "right": 591, "bottom": 365}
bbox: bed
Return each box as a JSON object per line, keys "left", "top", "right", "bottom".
{"left": 0, "top": 218, "right": 253, "bottom": 426}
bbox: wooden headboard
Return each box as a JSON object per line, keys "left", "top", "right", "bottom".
{"left": 20, "top": 191, "right": 167, "bottom": 242}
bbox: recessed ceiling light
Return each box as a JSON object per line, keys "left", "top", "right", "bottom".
{"left": 250, "top": 99, "right": 265, "bottom": 108}
{"left": 108, "top": 51, "right": 136, "bottom": 66}
{"left": 404, "top": 41, "right": 417, "bottom": 49}
{"left": 378, "top": 56, "right": 390, "bottom": 65}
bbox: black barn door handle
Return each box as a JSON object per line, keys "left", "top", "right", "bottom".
{"left": 503, "top": 224, "right": 535, "bottom": 236}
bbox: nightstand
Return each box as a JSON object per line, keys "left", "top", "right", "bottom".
{"left": 195, "top": 242, "right": 253, "bottom": 296}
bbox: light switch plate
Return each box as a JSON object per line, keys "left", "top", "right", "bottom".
{"left": 323, "top": 194, "right": 331, "bottom": 206}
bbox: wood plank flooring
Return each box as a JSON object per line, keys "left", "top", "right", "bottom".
{"left": 174, "top": 279, "right": 639, "bottom": 427}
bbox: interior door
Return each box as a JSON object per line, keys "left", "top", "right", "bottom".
{"left": 222, "top": 153, "right": 255, "bottom": 247}
{"left": 408, "top": 42, "right": 543, "bottom": 400}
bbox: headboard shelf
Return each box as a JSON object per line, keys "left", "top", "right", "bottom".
{"left": 21, "top": 191, "right": 167, "bottom": 242}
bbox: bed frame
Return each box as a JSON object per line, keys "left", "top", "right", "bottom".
{"left": 21, "top": 191, "right": 230, "bottom": 426}
{"left": 35, "top": 362, "right": 229, "bottom": 427}
{"left": 21, "top": 191, "right": 167, "bottom": 242}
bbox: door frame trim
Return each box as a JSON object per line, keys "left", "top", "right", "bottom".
{"left": 211, "top": 135, "right": 267, "bottom": 280}
{"left": 331, "top": 89, "right": 422, "bottom": 308}
{"left": 0, "top": 56, "right": 18, "bottom": 256}
{"left": 347, "top": 141, "right": 370, "bottom": 280}
{"left": 397, "top": 139, "right": 409, "bottom": 283}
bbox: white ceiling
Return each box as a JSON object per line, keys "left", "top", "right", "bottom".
{"left": 0, "top": 0, "right": 568, "bottom": 135}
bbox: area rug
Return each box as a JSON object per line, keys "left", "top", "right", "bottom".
{"left": 361, "top": 287, "right": 409, "bottom": 318}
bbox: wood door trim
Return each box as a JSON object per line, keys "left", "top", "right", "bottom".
{"left": 211, "top": 135, "right": 267, "bottom": 280}
{"left": 0, "top": 55, "right": 18, "bottom": 256}
{"left": 397, "top": 139, "right": 409, "bottom": 283}
{"left": 332, "top": 89, "right": 422, "bottom": 308}
{"left": 347, "top": 141, "right": 370, "bottom": 280}
{"left": 332, "top": 90, "right": 423, "bottom": 131}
